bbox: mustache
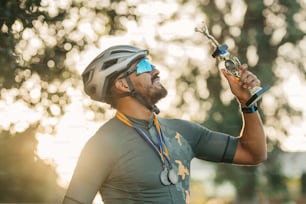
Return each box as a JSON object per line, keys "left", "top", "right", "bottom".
{"left": 151, "top": 74, "right": 159, "bottom": 83}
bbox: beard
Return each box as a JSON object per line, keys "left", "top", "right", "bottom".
{"left": 146, "top": 84, "right": 168, "bottom": 105}
{"left": 135, "top": 80, "right": 168, "bottom": 106}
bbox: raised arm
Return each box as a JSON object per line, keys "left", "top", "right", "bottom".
{"left": 221, "top": 64, "right": 267, "bottom": 165}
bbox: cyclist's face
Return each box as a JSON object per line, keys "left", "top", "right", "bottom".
{"left": 128, "top": 60, "right": 168, "bottom": 105}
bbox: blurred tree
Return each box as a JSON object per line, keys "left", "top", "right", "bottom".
{"left": 262, "top": 140, "right": 291, "bottom": 203}
{"left": 300, "top": 172, "right": 306, "bottom": 203}
{"left": 1, "top": 0, "right": 305, "bottom": 202}
{"left": 0, "top": 0, "right": 139, "bottom": 132}
{"left": 0, "top": 0, "right": 139, "bottom": 201}
{"left": 193, "top": 0, "right": 305, "bottom": 203}
{"left": 302, "top": 172, "right": 306, "bottom": 196}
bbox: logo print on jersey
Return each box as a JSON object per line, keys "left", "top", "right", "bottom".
{"left": 175, "top": 132, "right": 182, "bottom": 146}
{"left": 175, "top": 160, "right": 189, "bottom": 180}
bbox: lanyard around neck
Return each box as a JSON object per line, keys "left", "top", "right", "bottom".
{"left": 116, "top": 111, "right": 172, "bottom": 166}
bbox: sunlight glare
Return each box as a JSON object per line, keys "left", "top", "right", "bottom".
{"left": 36, "top": 100, "right": 101, "bottom": 187}
{"left": 0, "top": 99, "right": 41, "bottom": 133}
{"left": 280, "top": 74, "right": 306, "bottom": 152}
{"left": 29, "top": 2, "right": 306, "bottom": 203}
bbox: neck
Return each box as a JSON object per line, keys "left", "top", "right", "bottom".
{"left": 115, "top": 98, "right": 154, "bottom": 120}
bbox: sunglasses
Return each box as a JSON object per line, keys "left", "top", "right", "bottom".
{"left": 124, "top": 58, "right": 155, "bottom": 77}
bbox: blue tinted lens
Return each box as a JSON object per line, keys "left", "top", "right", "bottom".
{"left": 136, "top": 58, "right": 154, "bottom": 75}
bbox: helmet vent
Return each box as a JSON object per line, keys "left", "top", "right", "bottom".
{"left": 111, "top": 50, "right": 133, "bottom": 55}
{"left": 102, "top": 59, "right": 118, "bottom": 70}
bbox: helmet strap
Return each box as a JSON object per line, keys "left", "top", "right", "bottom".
{"left": 124, "top": 76, "right": 160, "bottom": 114}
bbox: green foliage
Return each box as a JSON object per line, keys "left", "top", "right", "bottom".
{"left": 0, "top": 0, "right": 139, "bottom": 122}
{"left": 195, "top": 1, "right": 305, "bottom": 202}
{"left": 215, "top": 163, "right": 258, "bottom": 201}
{"left": 0, "top": 0, "right": 141, "bottom": 201}
{"left": 1, "top": 0, "right": 305, "bottom": 202}
{"left": 0, "top": 0, "right": 42, "bottom": 88}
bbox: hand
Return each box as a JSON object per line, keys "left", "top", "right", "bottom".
{"left": 221, "top": 64, "right": 261, "bottom": 106}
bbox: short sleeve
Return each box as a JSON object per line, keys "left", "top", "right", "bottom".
{"left": 63, "top": 129, "right": 115, "bottom": 204}
{"left": 193, "top": 130, "right": 238, "bottom": 163}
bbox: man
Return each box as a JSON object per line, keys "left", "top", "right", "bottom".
{"left": 63, "top": 45, "right": 267, "bottom": 204}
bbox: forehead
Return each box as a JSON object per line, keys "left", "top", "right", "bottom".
{"left": 130, "top": 59, "right": 141, "bottom": 68}
{"left": 129, "top": 57, "right": 148, "bottom": 70}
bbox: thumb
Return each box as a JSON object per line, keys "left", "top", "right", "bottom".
{"left": 221, "top": 68, "right": 240, "bottom": 85}
{"left": 221, "top": 68, "right": 232, "bottom": 80}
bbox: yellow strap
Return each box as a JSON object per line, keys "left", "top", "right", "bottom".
{"left": 153, "top": 113, "right": 170, "bottom": 159}
{"left": 116, "top": 111, "right": 133, "bottom": 127}
{"left": 115, "top": 111, "right": 171, "bottom": 162}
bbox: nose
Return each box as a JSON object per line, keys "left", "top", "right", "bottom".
{"left": 151, "top": 66, "right": 160, "bottom": 75}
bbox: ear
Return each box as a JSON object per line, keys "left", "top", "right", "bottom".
{"left": 114, "top": 78, "right": 130, "bottom": 93}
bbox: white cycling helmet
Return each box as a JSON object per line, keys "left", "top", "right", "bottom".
{"left": 82, "top": 45, "right": 148, "bottom": 102}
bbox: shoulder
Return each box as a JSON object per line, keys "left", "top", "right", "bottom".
{"left": 83, "top": 117, "right": 130, "bottom": 150}
{"left": 157, "top": 117, "right": 213, "bottom": 147}
{"left": 158, "top": 117, "right": 210, "bottom": 134}
{"left": 77, "top": 117, "right": 134, "bottom": 164}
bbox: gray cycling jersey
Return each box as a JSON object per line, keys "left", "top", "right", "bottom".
{"left": 63, "top": 116, "right": 238, "bottom": 204}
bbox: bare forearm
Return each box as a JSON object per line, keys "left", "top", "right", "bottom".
{"left": 221, "top": 65, "right": 267, "bottom": 164}
{"left": 239, "top": 110, "right": 267, "bottom": 164}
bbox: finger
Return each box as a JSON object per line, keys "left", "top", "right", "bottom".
{"left": 242, "top": 75, "right": 261, "bottom": 89}
{"left": 245, "top": 74, "right": 257, "bottom": 83}
{"left": 221, "top": 68, "right": 241, "bottom": 89}
{"left": 238, "top": 64, "right": 248, "bottom": 76}
{"left": 221, "top": 68, "right": 232, "bottom": 79}
{"left": 238, "top": 64, "right": 249, "bottom": 85}
{"left": 239, "top": 66, "right": 249, "bottom": 80}
{"left": 247, "top": 78, "right": 261, "bottom": 89}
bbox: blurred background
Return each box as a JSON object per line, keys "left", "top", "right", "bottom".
{"left": 1, "top": 0, "right": 306, "bottom": 203}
